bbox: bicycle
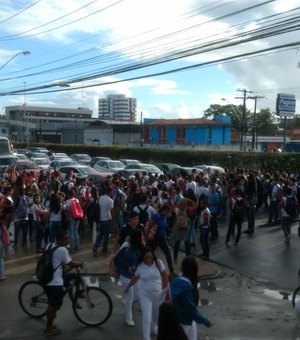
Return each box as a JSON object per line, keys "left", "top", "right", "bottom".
{"left": 18, "top": 266, "right": 113, "bottom": 327}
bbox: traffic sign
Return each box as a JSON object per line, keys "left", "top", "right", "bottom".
{"left": 276, "top": 93, "right": 296, "bottom": 117}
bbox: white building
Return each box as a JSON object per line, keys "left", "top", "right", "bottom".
{"left": 98, "top": 94, "right": 137, "bottom": 121}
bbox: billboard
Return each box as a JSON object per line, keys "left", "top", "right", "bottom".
{"left": 276, "top": 93, "right": 296, "bottom": 117}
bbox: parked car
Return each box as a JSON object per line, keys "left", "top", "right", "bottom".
{"left": 14, "top": 153, "right": 28, "bottom": 160}
{"left": 27, "top": 146, "right": 49, "bottom": 154}
{"left": 31, "top": 157, "right": 51, "bottom": 171}
{"left": 0, "top": 155, "right": 19, "bottom": 169}
{"left": 28, "top": 152, "right": 49, "bottom": 160}
{"left": 156, "top": 162, "right": 181, "bottom": 173}
{"left": 90, "top": 156, "right": 111, "bottom": 168}
{"left": 93, "top": 160, "right": 125, "bottom": 173}
{"left": 194, "top": 165, "right": 225, "bottom": 174}
{"left": 49, "top": 153, "right": 70, "bottom": 161}
{"left": 123, "top": 163, "right": 163, "bottom": 177}
{"left": 118, "top": 159, "right": 141, "bottom": 167}
{"left": 50, "top": 159, "right": 78, "bottom": 169}
{"left": 70, "top": 153, "right": 91, "bottom": 165}
{"left": 12, "top": 160, "right": 41, "bottom": 177}
{"left": 87, "top": 173, "right": 113, "bottom": 187}
{"left": 59, "top": 165, "right": 99, "bottom": 180}
{"left": 170, "top": 166, "right": 203, "bottom": 176}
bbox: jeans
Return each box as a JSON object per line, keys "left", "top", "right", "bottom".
{"left": 210, "top": 212, "right": 219, "bottom": 239}
{"left": 28, "top": 213, "right": 34, "bottom": 240}
{"left": 156, "top": 237, "right": 174, "bottom": 272}
{"left": 269, "top": 200, "right": 279, "bottom": 222}
{"left": 173, "top": 240, "right": 190, "bottom": 261}
{"left": 226, "top": 215, "right": 243, "bottom": 244}
{"left": 187, "top": 220, "right": 196, "bottom": 244}
{"left": 93, "top": 219, "right": 111, "bottom": 253}
{"left": 200, "top": 228, "right": 210, "bottom": 258}
{"left": 68, "top": 218, "right": 80, "bottom": 249}
{"left": 281, "top": 216, "right": 292, "bottom": 240}
{"left": 14, "top": 220, "right": 28, "bottom": 246}
{"left": 49, "top": 220, "right": 63, "bottom": 243}
{"left": 245, "top": 205, "right": 255, "bottom": 232}
{"left": 34, "top": 220, "right": 44, "bottom": 250}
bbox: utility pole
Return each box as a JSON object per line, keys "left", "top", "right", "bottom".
{"left": 247, "top": 95, "right": 265, "bottom": 150}
{"left": 236, "top": 88, "right": 253, "bottom": 151}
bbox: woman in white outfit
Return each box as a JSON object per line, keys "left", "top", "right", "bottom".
{"left": 125, "top": 247, "right": 169, "bottom": 340}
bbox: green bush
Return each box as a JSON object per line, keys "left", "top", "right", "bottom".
{"left": 14, "top": 142, "right": 300, "bottom": 173}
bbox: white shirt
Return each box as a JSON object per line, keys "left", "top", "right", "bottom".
{"left": 99, "top": 194, "right": 114, "bottom": 221}
{"left": 133, "top": 203, "right": 157, "bottom": 220}
{"left": 135, "top": 259, "right": 165, "bottom": 295}
{"left": 47, "top": 245, "right": 72, "bottom": 286}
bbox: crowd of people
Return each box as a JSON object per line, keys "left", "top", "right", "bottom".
{"left": 1, "top": 161, "right": 300, "bottom": 338}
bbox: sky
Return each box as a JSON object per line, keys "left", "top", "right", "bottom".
{"left": 1, "top": 0, "right": 300, "bottom": 120}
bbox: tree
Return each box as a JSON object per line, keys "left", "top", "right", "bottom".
{"left": 254, "top": 108, "right": 277, "bottom": 133}
{"left": 203, "top": 104, "right": 244, "bottom": 131}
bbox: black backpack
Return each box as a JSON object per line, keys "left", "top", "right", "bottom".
{"left": 35, "top": 245, "right": 61, "bottom": 286}
{"left": 137, "top": 205, "right": 149, "bottom": 225}
{"left": 232, "top": 198, "right": 245, "bottom": 218}
{"left": 60, "top": 181, "right": 70, "bottom": 195}
{"left": 285, "top": 196, "right": 297, "bottom": 218}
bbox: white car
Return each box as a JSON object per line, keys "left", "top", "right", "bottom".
{"left": 31, "top": 157, "right": 51, "bottom": 171}
{"left": 93, "top": 160, "right": 125, "bottom": 173}
{"left": 118, "top": 159, "right": 141, "bottom": 167}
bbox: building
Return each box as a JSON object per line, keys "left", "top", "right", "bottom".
{"left": 4, "top": 105, "right": 140, "bottom": 145}
{"left": 143, "top": 115, "right": 231, "bottom": 149}
{"left": 98, "top": 94, "right": 137, "bottom": 121}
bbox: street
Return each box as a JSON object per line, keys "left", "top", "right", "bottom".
{"left": 1, "top": 210, "right": 300, "bottom": 339}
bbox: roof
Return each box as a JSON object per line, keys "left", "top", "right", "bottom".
{"left": 145, "top": 118, "right": 229, "bottom": 126}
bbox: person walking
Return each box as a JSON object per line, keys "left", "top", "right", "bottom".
{"left": 198, "top": 198, "right": 211, "bottom": 260}
{"left": 279, "top": 187, "right": 298, "bottom": 244}
{"left": 124, "top": 247, "right": 168, "bottom": 339}
{"left": 92, "top": 186, "right": 114, "bottom": 255}
{"left": 114, "top": 229, "right": 144, "bottom": 327}
{"left": 48, "top": 193, "right": 64, "bottom": 243}
{"left": 170, "top": 256, "right": 212, "bottom": 340}
{"left": 44, "top": 231, "right": 84, "bottom": 337}
{"left": 66, "top": 188, "right": 82, "bottom": 251}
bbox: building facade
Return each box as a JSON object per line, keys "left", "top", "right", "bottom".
{"left": 98, "top": 94, "right": 137, "bottom": 121}
{"left": 143, "top": 115, "right": 231, "bottom": 147}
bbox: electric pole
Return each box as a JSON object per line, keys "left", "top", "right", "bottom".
{"left": 247, "top": 95, "right": 265, "bottom": 150}
{"left": 236, "top": 88, "right": 253, "bottom": 151}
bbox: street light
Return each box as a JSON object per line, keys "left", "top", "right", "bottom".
{"left": 0, "top": 50, "right": 31, "bottom": 71}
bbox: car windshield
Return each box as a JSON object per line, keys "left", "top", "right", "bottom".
{"left": 80, "top": 167, "right": 98, "bottom": 175}
{"left": 59, "top": 161, "right": 77, "bottom": 166}
{"left": 78, "top": 155, "right": 91, "bottom": 160}
{"left": 108, "top": 161, "right": 124, "bottom": 168}
{"left": 34, "top": 159, "right": 49, "bottom": 165}
{"left": 18, "top": 162, "right": 40, "bottom": 170}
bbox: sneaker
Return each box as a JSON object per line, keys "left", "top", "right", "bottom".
{"left": 44, "top": 328, "right": 61, "bottom": 337}
{"left": 125, "top": 319, "right": 135, "bottom": 327}
{"left": 234, "top": 242, "right": 240, "bottom": 246}
{"left": 225, "top": 242, "right": 230, "bottom": 248}
{"left": 152, "top": 325, "right": 158, "bottom": 335}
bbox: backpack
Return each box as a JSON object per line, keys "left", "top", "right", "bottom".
{"left": 137, "top": 205, "right": 149, "bottom": 225}
{"left": 35, "top": 245, "right": 61, "bottom": 286}
{"left": 232, "top": 197, "right": 245, "bottom": 218}
{"left": 60, "top": 181, "right": 70, "bottom": 195}
{"left": 69, "top": 198, "right": 84, "bottom": 219}
{"left": 175, "top": 209, "right": 189, "bottom": 229}
{"left": 285, "top": 196, "right": 297, "bottom": 218}
{"left": 91, "top": 199, "right": 100, "bottom": 223}
{"left": 15, "top": 196, "right": 28, "bottom": 219}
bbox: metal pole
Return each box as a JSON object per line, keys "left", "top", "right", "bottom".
{"left": 251, "top": 97, "right": 257, "bottom": 150}
{"left": 283, "top": 116, "right": 287, "bottom": 152}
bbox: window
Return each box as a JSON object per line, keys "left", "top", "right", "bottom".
{"left": 176, "top": 127, "right": 185, "bottom": 144}
{"left": 159, "top": 126, "right": 167, "bottom": 143}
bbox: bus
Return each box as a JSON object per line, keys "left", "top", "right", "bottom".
{"left": 0, "top": 136, "right": 12, "bottom": 155}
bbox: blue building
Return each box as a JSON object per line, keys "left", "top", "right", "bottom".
{"left": 143, "top": 115, "right": 231, "bottom": 146}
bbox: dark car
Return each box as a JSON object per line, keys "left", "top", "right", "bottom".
{"left": 156, "top": 163, "right": 181, "bottom": 173}
{"left": 12, "top": 160, "right": 41, "bottom": 176}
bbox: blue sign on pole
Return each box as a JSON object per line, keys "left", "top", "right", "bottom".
{"left": 276, "top": 93, "right": 296, "bottom": 117}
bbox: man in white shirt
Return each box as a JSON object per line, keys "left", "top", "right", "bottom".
{"left": 92, "top": 186, "right": 114, "bottom": 255}
{"left": 44, "top": 231, "right": 84, "bottom": 337}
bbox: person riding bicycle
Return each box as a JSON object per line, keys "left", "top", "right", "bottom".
{"left": 44, "top": 231, "right": 84, "bottom": 337}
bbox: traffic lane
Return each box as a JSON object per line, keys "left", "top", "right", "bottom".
{"left": 0, "top": 274, "right": 144, "bottom": 340}
{"left": 210, "top": 223, "right": 300, "bottom": 291}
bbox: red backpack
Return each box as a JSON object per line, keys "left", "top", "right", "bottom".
{"left": 69, "top": 198, "right": 84, "bottom": 219}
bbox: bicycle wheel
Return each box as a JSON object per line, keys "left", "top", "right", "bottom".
{"left": 292, "top": 286, "right": 300, "bottom": 308}
{"left": 18, "top": 281, "right": 48, "bottom": 318}
{"left": 73, "top": 287, "right": 113, "bottom": 326}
